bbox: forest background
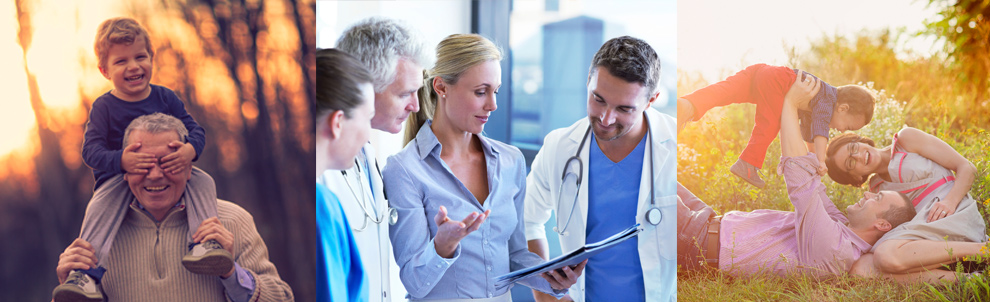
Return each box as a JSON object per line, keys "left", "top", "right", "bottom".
{"left": 0, "top": 0, "right": 317, "bottom": 301}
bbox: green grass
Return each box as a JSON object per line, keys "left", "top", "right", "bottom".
{"left": 677, "top": 30, "right": 990, "bottom": 301}
{"left": 679, "top": 269, "right": 939, "bottom": 302}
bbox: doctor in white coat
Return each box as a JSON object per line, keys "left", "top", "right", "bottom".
{"left": 320, "top": 17, "right": 429, "bottom": 302}
{"left": 525, "top": 36, "right": 677, "bottom": 302}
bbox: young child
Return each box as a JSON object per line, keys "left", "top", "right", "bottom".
{"left": 676, "top": 63, "right": 875, "bottom": 188}
{"left": 52, "top": 17, "right": 232, "bottom": 302}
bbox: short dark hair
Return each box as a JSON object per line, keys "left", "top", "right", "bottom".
{"left": 825, "top": 132, "right": 877, "bottom": 186}
{"left": 315, "top": 49, "right": 374, "bottom": 119}
{"left": 881, "top": 191, "right": 916, "bottom": 230}
{"left": 588, "top": 36, "right": 661, "bottom": 100}
{"left": 836, "top": 85, "right": 875, "bottom": 123}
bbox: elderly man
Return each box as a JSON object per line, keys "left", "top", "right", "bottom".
{"left": 319, "top": 17, "right": 430, "bottom": 302}
{"left": 54, "top": 113, "right": 292, "bottom": 301}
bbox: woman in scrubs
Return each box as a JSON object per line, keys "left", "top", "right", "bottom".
{"left": 315, "top": 48, "right": 377, "bottom": 302}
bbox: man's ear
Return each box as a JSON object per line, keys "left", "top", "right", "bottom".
{"left": 646, "top": 92, "right": 660, "bottom": 108}
{"left": 836, "top": 103, "right": 850, "bottom": 113}
{"left": 874, "top": 218, "right": 893, "bottom": 232}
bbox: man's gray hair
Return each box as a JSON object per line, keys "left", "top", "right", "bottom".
{"left": 336, "top": 17, "right": 430, "bottom": 93}
{"left": 122, "top": 112, "right": 189, "bottom": 146}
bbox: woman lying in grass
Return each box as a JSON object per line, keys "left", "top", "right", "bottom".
{"left": 826, "top": 124, "right": 990, "bottom": 283}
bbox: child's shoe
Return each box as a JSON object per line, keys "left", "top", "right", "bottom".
{"left": 182, "top": 239, "right": 234, "bottom": 276}
{"left": 730, "top": 159, "right": 766, "bottom": 188}
{"left": 52, "top": 270, "right": 104, "bottom": 302}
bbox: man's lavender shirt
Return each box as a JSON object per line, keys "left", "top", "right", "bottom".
{"left": 82, "top": 85, "right": 206, "bottom": 189}
{"left": 718, "top": 154, "right": 872, "bottom": 276}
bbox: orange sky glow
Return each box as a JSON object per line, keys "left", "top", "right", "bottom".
{"left": 1, "top": 0, "right": 310, "bottom": 184}
{"left": 1, "top": 0, "right": 122, "bottom": 180}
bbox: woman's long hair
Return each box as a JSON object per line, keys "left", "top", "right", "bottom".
{"left": 404, "top": 34, "right": 502, "bottom": 145}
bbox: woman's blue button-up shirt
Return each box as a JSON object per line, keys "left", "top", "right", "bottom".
{"left": 383, "top": 122, "right": 562, "bottom": 300}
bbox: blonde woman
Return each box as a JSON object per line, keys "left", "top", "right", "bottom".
{"left": 384, "top": 34, "right": 584, "bottom": 301}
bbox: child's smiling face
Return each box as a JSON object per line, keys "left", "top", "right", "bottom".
{"left": 100, "top": 38, "right": 153, "bottom": 102}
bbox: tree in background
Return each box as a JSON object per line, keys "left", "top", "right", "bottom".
{"left": 926, "top": 0, "right": 990, "bottom": 122}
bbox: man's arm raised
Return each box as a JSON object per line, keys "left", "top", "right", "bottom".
{"left": 780, "top": 74, "right": 820, "bottom": 157}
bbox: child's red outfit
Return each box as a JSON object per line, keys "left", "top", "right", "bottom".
{"left": 682, "top": 64, "right": 836, "bottom": 169}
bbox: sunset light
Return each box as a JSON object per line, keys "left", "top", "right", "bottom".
{"left": 0, "top": 1, "right": 35, "bottom": 159}
{"left": 2, "top": 0, "right": 315, "bottom": 299}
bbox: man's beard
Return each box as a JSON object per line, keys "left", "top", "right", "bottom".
{"left": 590, "top": 117, "right": 626, "bottom": 141}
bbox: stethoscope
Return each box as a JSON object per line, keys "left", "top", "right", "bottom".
{"left": 553, "top": 123, "right": 661, "bottom": 236}
{"left": 333, "top": 151, "right": 398, "bottom": 231}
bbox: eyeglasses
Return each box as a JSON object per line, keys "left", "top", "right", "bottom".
{"left": 845, "top": 142, "right": 860, "bottom": 171}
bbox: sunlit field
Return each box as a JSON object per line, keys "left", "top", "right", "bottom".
{"left": 677, "top": 15, "right": 990, "bottom": 300}
{"left": 677, "top": 27, "right": 990, "bottom": 301}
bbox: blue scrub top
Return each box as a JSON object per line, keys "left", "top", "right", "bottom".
{"left": 317, "top": 183, "right": 368, "bottom": 302}
{"left": 586, "top": 133, "right": 647, "bottom": 301}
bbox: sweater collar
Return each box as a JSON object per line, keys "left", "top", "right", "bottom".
{"left": 126, "top": 197, "right": 188, "bottom": 228}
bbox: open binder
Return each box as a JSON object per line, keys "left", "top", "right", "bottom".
{"left": 494, "top": 224, "right": 642, "bottom": 291}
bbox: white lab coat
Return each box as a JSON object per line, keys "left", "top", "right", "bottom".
{"left": 524, "top": 108, "right": 677, "bottom": 302}
{"left": 320, "top": 142, "right": 393, "bottom": 302}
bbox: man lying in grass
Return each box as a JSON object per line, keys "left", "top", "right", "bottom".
{"left": 677, "top": 74, "right": 988, "bottom": 283}
{"left": 676, "top": 73, "right": 911, "bottom": 277}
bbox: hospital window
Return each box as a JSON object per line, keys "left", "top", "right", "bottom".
{"left": 477, "top": 0, "right": 676, "bottom": 167}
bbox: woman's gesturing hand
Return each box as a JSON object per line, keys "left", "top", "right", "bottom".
{"left": 433, "top": 205, "right": 490, "bottom": 258}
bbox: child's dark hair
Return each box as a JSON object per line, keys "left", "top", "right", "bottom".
{"left": 836, "top": 85, "right": 875, "bottom": 123}
{"left": 95, "top": 17, "right": 154, "bottom": 71}
{"left": 315, "top": 49, "right": 374, "bottom": 119}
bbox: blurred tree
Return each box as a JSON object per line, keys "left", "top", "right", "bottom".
{"left": 792, "top": 29, "right": 972, "bottom": 128}
{"left": 926, "top": 0, "right": 990, "bottom": 115}
{"left": 15, "top": 0, "right": 90, "bottom": 286}
{"left": 167, "top": 0, "right": 317, "bottom": 298}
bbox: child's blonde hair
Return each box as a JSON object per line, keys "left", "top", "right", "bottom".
{"left": 94, "top": 17, "right": 154, "bottom": 71}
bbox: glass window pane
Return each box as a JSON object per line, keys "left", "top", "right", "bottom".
{"left": 509, "top": 0, "right": 676, "bottom": 151}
